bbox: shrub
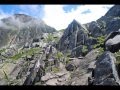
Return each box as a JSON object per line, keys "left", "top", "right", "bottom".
{"left": 55, "top": 51, "right": 63, "bottom": 60}
{"left": 45, "top": 33, "right": 54, "bottom": 43}
{"left": 82, "top": 45, "right": 88, "bottom": 56}
{"left": 93, "top": 36, "right": 105, "bottom": 49}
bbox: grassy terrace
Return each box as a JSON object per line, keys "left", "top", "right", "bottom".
{"left": 9, "top": 47, "right": 41, "bottom": 60}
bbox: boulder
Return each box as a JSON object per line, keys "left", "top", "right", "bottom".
{"left": 105, "top": 31, "right": 120, "bottom": 53}
{"left": 88, "top": 61, "right": 96, "bottom": 72}
{"left": 65, "top": 64, "right": 75, "bottom": 71}
{"left": 65, "top": 59, "right": 80, "bottom": 71}
{"left": 92, "top": 51, "right": 120, "bottom": 85}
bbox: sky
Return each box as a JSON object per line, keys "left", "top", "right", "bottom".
{"left": 0, "top": 5, "right": 114, "bottom": 30}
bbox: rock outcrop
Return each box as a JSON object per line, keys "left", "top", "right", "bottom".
{"left": 58, "top": 20, "right": 89, "bottom": 57}
{"left": 104, "top": 30, "right": 120, "bottom": 53}
{"left": 58, "top": 5, "right": 120, "bottom": 58}
{"left": 91, "top": 51, "right": 120, "bottom": 85}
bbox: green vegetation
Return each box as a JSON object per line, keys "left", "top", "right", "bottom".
{"left": 0, "top": 48, "right": 6, "bottom": 53}
{"left": 25, "top": 47, "right": 40, "bottom": 56}
{"left": 115, "top": 51, "right": 120, "bottom": 64}
{"left": 65, "top": 56, "right": 70, "bottom": 64}
{"left": 44, "top": 33, "right": 60, "bottom": 43}
{"left": 52, "top": 67, "right": 60, "bottom": 73}
{"left": 44, "top": 33, "right": 54, "bottom": 43}
{"left": 82, "top": 45, "right": 88, "bottom": 55}
{"left": 54, "top": 37, "right": 60, "bottom": 43}
{"left": 9, "top": 47, "right": 41, "bottom": 60}
{"left": 55, "top": 51, "right": 64, "bottom": 61}
{"left": 93, "top": 36, "right": 105, "bottom": 49}
{"left": 98, "top": 47, "right": 104, "bottom": 56}
{"left": 9, "top": 53, "right": 23, "bottom": 60}
{"left": 64, "top": 51, "right": 72, "bottom": 64}
{"left": 93, "top": 36, "right": 105, "bottom": 59}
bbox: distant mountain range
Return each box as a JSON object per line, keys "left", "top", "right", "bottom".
{"left": 0, "top": 14, "right": 56, "bottom": 48}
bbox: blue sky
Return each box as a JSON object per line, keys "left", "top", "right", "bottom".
{"left": 0, "top": 5, "right": 114, "bottom": 30}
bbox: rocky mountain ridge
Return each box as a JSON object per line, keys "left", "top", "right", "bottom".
{"left": 0, "top": 5, "right": 120, "bottom": 85}
{"left": 58, "top": 5, "right": 120, "bottom": 58}
{"left": 0, "top": 14, "right": 56, "bottom": 48}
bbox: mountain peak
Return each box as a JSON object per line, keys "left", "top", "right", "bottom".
{"left": 14, "top": 13, "right": 29, "bottom": 16}
{"left": 71, "top": 19, "right": 80, "bottom": 25}
{"left": 13, "top": 14, "right": 34, "bottom": 22}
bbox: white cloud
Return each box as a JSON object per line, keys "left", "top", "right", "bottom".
{"left": 0, "top": 9, "right": 11, "bottom": 19}
{"left": 43, "top": 5, "right": 114, "bottom": 30}
{"left": 0, "top": 5, "right": 114, "bottom": 30}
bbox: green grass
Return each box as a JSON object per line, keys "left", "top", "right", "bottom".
{"left": 43, "top": 33, "right": 60, "bottom": 43}
{"left": 25, "top": 47, "right": 40, "bottom": 56}
{"left": 9, "top": 53, "right": 23, "bottom": 60}
{"left": 9, "top": 47, "right": 41, "bottom": 60}
{"left": 52, "top": 67, "right": 60, "bottom": 73}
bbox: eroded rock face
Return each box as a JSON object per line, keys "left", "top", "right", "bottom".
{"left": 58, "top": 20, "right": 89, "bottom": 56}
{"left": 86, "top": 38, "right": 97, "bottom": 51}
{"left": 92, "top": 51, "right": 120, "bottom": 85}
{"left": 88, "top": 21, "right": 103, "bottom": 38}
{"left": 105, "top": 5, "right": 120, "bottom": 17}
{"left": 71, "top": 45, "right": 83, "bottom": 57}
